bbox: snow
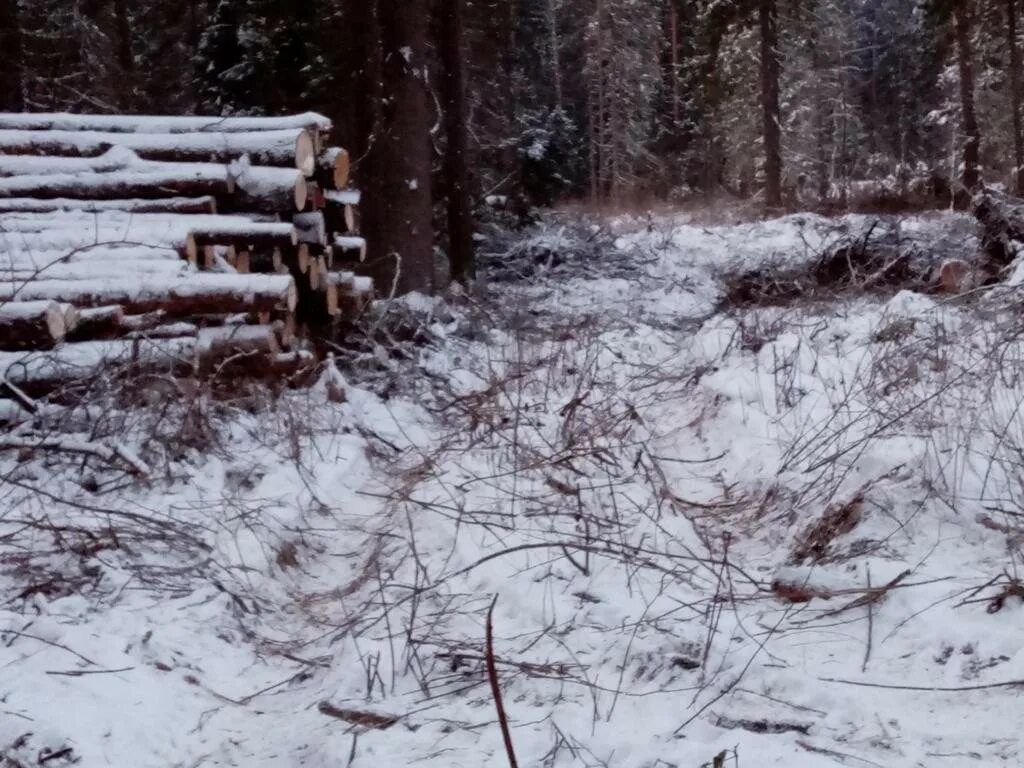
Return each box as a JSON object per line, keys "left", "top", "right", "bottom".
{"left": 0, "top": 111, "right": 331, "bottom": 134}
{"left": 3, "top": 208, "right": 1024, "bottom": 768}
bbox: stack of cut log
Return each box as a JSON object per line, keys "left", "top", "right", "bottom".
{"left": 0, "top": 112, "right": 372, "bottom": 409}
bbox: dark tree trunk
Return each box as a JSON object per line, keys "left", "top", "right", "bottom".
{"left": 439, "top": 0, "right": 475, "bottom": 285}
{"left": 0, "top": 0, "right": 23, "bottom": 111}
{"left": 760, "top": 0, "right": 782, "bottom": 209}
{"left": 1009, "top": 0, "right": 1024, "bottom": 195}
{"left": 954, "top": 3, "right": 981, "bottom": 192}
{"left": 366, "top": 0, "right": 434, "bottom": 296}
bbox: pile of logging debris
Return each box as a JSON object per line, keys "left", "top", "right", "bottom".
{"left": 0, "top": 112, "right": 372, "bottom": 416}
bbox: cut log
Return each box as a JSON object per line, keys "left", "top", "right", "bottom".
{"left": 0, "top": 112, "right": 331, "bottom": 135}
{"left": 229, "top": 160, "right": 307, "bottom": 212}
{"left": 325, "top": 273, "right": 374, "bottom": 317}
{"left": 195, "top": 325, "right": 279, "bottom": 375}
{"left": 0, "top": 166, "right": 233, "bottom": 201}
{"left": 0, "top": 300, "right": 71, "bottom": 350}
{"left": 0, "top": 128, "right": 317, "bottom": 174}
{"left": 65, "top": 305, "right": 125, "bottom": 342}
{"left": 293, "top": 212, "right": 327, "bottom": 245}
{"left": 0, "top": 273, "right": 298, "bottom": 315}
{"left": 0, "top": 196, "right": 218, "bottom": 215}
{"left": 973, "top": 190, "right": 1024, "bottom": 282}
{"left": 316, "top": 147, "right": 350, "bottom": 190}
{"left": 325, "top": 189, "right": 361, "bottom": 206}
{"left": 334, "top": 236, "right": 368, "bottom": 262}
{"left": 185, "top": 222, "right": 297, "bottom": 260}
{"left": 0, "top": 337, "right": 198, "bottom": 396}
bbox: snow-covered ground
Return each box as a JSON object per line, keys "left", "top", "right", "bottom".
{"left": 4, "top": 209, "right": 1024, "bottom": 767}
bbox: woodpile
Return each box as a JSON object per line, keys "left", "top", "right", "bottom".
{"left": 0, "top": 111, "right": 371, "bottom": 404}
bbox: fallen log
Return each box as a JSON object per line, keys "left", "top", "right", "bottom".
{"left": 0, "top": 273, "right": 298, "bottom": 315}
{"left": 0, "top": 112, "right": 331, "bottom": 136}
{"left": 0, "top": 300, "right": 74, "bottom": 350}
{"left": 0, "top": 128, "right": 317, "bottom": 174}
{"left": 0, "top": 435, "right": 150, "bottom": 475}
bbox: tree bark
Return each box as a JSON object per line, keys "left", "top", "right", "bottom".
{"left": 1009, "top": 0, "right": 1024, "bottom": 195}
{"left": 0, "top": 0, "right": 23, "bottom": 111}
{"left": 439, "top": 0, "right": 475, "bottom": 285}
{"left": 366, "top": 0, "right": 435, "bottom": 296}
{"left": 954, "top": 3, "right": 981, "bottom": 192}
{"left": 760, "top": 0, "right": 783, "bottom": 209}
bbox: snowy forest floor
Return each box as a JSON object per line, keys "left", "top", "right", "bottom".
{"left": 4, "top": 208, "right": 1024, "bottom": 767}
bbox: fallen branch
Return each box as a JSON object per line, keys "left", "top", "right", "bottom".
{"left": 0, "top": 436, "right": 150, "bottom": 476}
{"left": 486, "top": 595, "right": 519, "bottom": 768}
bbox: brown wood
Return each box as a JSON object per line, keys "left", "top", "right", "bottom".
{"left": 1009, "top": 0, "right": 1024, "bottom": 195}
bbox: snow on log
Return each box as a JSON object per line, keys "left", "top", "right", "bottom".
{"left": 0, "top": 337, "right": 198, "bottom": 396}
{"left": 334, "top": 236, "right": 367, "bottom": 261}
{"left": 0, "top": 196, "right": 218, "bottom": 214}
{"left": 195, "top": 325, "right": 279, "bottom": 375}
{"left": 0, "top": 128, "right": 317, "bottom": 174}
{"left": 0, "top": 300, "right": 72, "bottom": 350}
{"left": 0, "top": 273, "right": 297, "bottom": 315}
{"left": 0, "top": 435, "right": 150, "bottom": 475}
{"left": 0, "top": 112, "right": 331, "bottom": 135}
{"left": 229, "top": 158, "right": 307, "bottom": 212}
{"left": 185, "top": 222, "right": 297, "bottom": 260}
{"left": 325, "top": 272, "right": 373, "bottom": 317}
{"left": 65, "top": 305, "right": 125, "bottom": 342}
{"left": 316, "top": 147, "right": 350, "bottom": 190}
{"left": 293, "top": 212, "right": 327, "bottom": 245}
{"left": 0, "top": 166, "right": 233, "bottom": 201}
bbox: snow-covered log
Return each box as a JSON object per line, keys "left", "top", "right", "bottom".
{"left": 293, "top": 212, "right": 327, "bottom": 246}
{"left": 3, "top": 258, "right": 190, "bottom": 282}
{"left": 185, "top": 222, "right": 298, "bottom": 260}
{"left": 0, "top": 300, "right": 74, "bottom": 350}
{"left": 316, "top": 147, "right": 350, "bottom": 190}
{"left": 334, "top": 236, "right": 367, "bottom": 261}
{"left": 0, "top": 196, "right": 218, "bottom": 214}
{"left": 0, "top": 337, "right": 198, "bottom": 395}
{"left": 0, "top": 128, "right": 317, "bottom": 174}
{"left": 0, "top": 273, "right": 297, "bottom": 315}
{"left": 0, "top": 112, "right": 331, "bottom": 136}
{"left": 65, "top": 305, "right": 125, "bottom": 342}
{"left": 195, "top": 325, "right": 279, "bottom": 375}
{"left": 229, "top": 159, "right": 307, "bottom": 212}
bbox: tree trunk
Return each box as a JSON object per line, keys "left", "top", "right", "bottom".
{"left": 439, "top": 0, "right": 475, "bottom": 285}
{"left": 954, "top": 3, "right": 981, "bottom": 192}
{"left": 1009, "top": 0, "right": 1024, "bottom": 195}
{"left": 0, "top": 0, "right": 23, "bottom": 111}
{"left": 760, "top": 0, "right": 782, "bottom": 209}
{"left": 365, "top": 0, "right": 434, "bottom": 296}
